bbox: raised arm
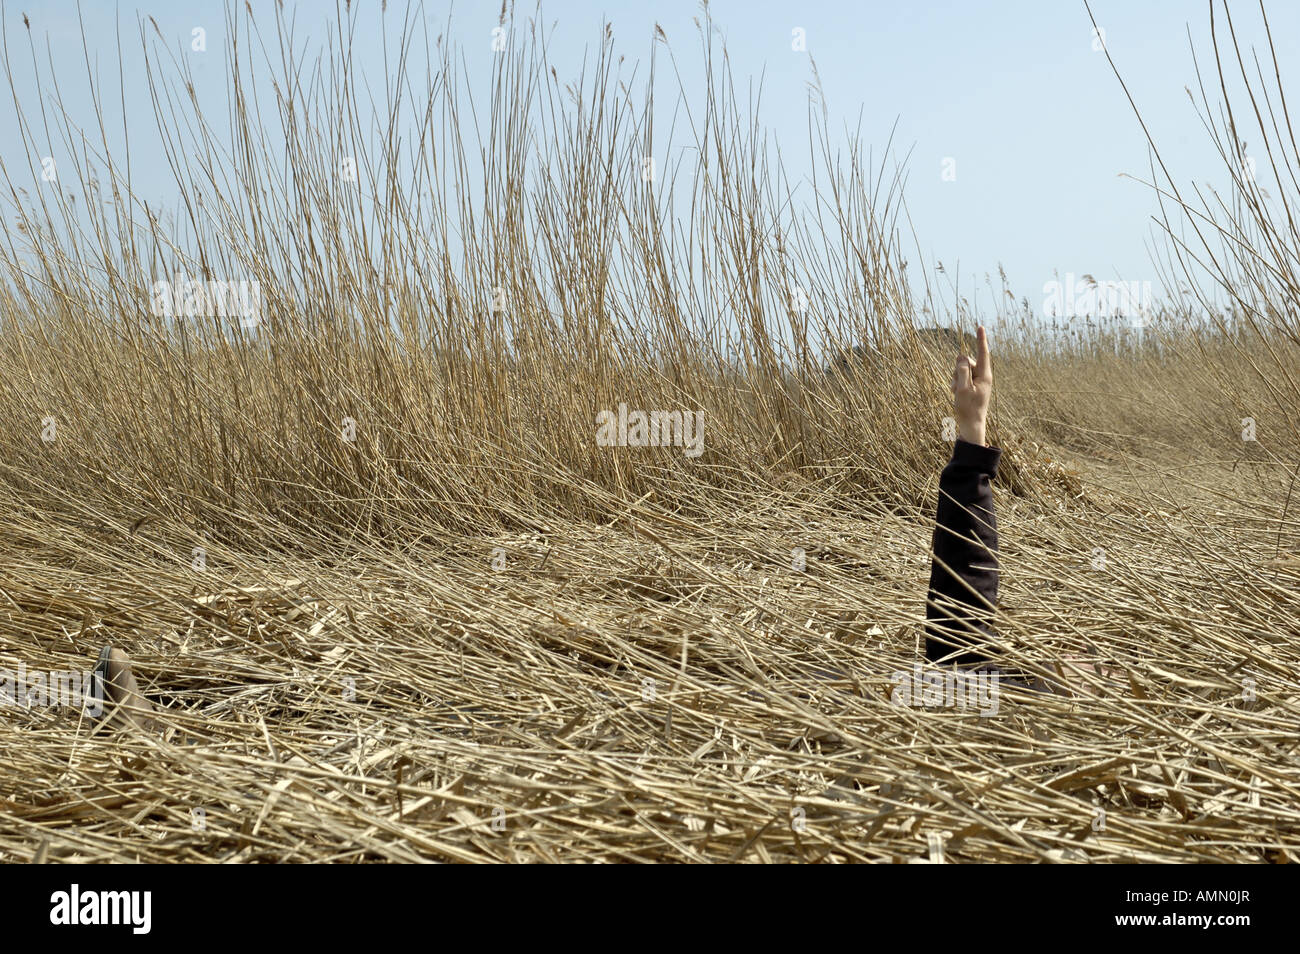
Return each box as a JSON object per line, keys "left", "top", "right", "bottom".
{"left": 925, "top": 326, "right": 1000, "bottom": 666}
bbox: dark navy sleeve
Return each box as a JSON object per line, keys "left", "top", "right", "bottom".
{"left": 925, "top": 439, "right": 1000, "bottom": 665}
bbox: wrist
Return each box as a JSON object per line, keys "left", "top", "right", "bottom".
{"left": 957, "top": 422, "right": 986, "bottom": 446}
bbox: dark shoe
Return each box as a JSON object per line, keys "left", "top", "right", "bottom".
{"left": 93, "top": 646, "right": 160, "bottom": 733}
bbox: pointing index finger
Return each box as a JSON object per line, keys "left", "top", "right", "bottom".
{"left": 975, "top": 325, "right": 992, "bottom": 382}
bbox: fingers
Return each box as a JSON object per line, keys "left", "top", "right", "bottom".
{"left": 953, "top": 355, "right": 973, "bottom": 391}
{"left": 974, "top": 325, "right": 992, "bottom": 383}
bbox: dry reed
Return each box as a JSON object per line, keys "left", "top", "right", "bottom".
{"left": 0, "top": 1, "right": 1297, "bottom": 863}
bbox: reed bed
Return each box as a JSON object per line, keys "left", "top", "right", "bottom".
{"left": 0, "top": 2, "right": 1298, "bottom": 862}
{"left": 2, "top": 456, "right": 1299, "bottom": 863}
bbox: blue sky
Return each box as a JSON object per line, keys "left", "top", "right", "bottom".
{"left": 3, "top": 0, "right": 1295, "bottom": 318}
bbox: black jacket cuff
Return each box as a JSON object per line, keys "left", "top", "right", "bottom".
{"left": 950, "top": 438, "right": 1001, "bottom": 476}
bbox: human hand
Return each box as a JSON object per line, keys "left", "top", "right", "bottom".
{"left": 951, "top": 325, "right": 992, "bottom": 446}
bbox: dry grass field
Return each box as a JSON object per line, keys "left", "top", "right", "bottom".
{"left": 1, "top": 3, "right": 1299, "bottom": 863}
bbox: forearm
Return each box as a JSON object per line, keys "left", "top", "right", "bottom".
{"left": 924, "top": 439, "right": 1001, "bottom": 664}
{"left": 957, "top": 419, "right": 986, "bottom": 447}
